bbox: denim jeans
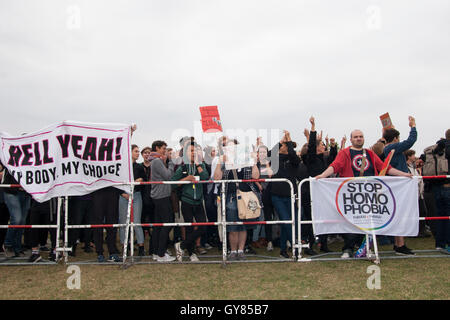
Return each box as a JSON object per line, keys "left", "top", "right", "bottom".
{"left": 432, "top": 185, "right": 450, "bottom": 248}
{"left": 119, "top": 191, "right": 144, "bottom": 245}
{"left": 4, "top": 192, "right": 31, "bottom": 253}
{"left": 271, "top": 194, "right": 297, "bottom": 252}
{"left": 252, "top": 210, "right": 265, "bottom": 242}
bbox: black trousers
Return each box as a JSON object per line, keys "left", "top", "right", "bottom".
{"left": 68, "top": 198, "right": 93, "bottom": 247}
{"left": 152, "top": 197, "right": 173, "bottom": 257}
{"left": 142, "top": 197, "right": 155, "bottom": 254}
{"left": 418, "top": 197, "right": 428, "bottom": 234}
{"left": 301, "top": 196, "right": 316, "bottom": 246}
{"left": 423, "top": 191, "right": 437, "bottom": 237}
{"left": 204, "top": 192, "right": 218, "bottom": 243}
{"left": 0, "top": 201, "right": 10, "bottom": 249}
{"left": 342, "top": 234, "right": 365, "bottom": 252}
{"left": 23, "top": 210, "right": 32, "bottom": 249}
{"left": 29, "top": 202, "right": 56, "bottom": 249}
{"left": 91, "top": 187, "right": 120, "bottom": 255}
{"left": 142, "top": 192, "right": 154, "bottom": 230}
{"left": 180, "top": 201, "right": 207, "bottom": 255}
{"left": 262, "top": 188, "right": 274, "bottom": 242}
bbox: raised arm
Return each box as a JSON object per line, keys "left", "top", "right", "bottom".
{"left": 395, "top": 116, "right": 418, "bottom": 152}
{"left": 213, "top": 155, "right": 225, "bottom": 180}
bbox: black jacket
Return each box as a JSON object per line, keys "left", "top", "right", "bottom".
{"left": 300, "top": 131, "right": 338, "bottom": 202}
{"left": 270, "top": 141, "right": 307, "bottom": 197}
{"left": 436, "top": 138, "right": 450, "bottom": 176}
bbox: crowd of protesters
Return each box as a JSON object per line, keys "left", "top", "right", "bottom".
{"left": 0, "top": 116, "right": 449, "bottom": 263}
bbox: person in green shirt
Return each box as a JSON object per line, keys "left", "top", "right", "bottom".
{"left": 173, "top": 142, "right": 210, "bottom": 262}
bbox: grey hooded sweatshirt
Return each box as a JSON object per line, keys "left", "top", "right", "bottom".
{"left": 150, "top": 153, "right": 175, "bottom": 199}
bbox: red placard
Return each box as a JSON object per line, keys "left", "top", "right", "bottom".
{"left": 200, "top": 106, "right": 223, "bottom": 133}
{"left": 380, "top": 112, "right": 393, "bottom": 129}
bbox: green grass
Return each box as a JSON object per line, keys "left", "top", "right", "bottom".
{"left": 0, "top": 237, "right": 448, "bottom": 300}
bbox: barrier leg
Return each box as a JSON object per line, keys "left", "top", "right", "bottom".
{"left": 122, "top": 185, "right": 134, "bottom": 266}
{"left": 55, "top": 197, "right": 62, "bottom": 263}
{"left": 221, "top": 182, "right": 227, "bottom": 267}
{"left": 297, "top": 194, "right": 302, "bottom": 260}
{"left": 290, "top": 186, "right": 296, "bottom": 260}
{"left": 64, "top": 196, "right": 69, "bottom": 264}
{"left": 130, "top": 190, "right": 135, "bottom": 263}
{"left": 372, "top": 233, "right": 380, "bottom": 264}
{"left": 365, "top": 234, "right": 370, "bottom": 258}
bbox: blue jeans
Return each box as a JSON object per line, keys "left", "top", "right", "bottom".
{"left": 4, "top": 192, "right": 31, "bottom": 253}
{"left": 119, "top": 191, "right": 144, "bottom": 245}
{"left": 271, "top": 194, "right": 297, "bottom": 252}
{"left": 432, "top": 185, "right": 450, "bottom": 248}
{"left": 252, "top": 211, "right": 265, "bottom": 242}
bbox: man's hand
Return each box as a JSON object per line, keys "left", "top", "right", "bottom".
{"left": 161, "top": 152, "right": 168, "bottom": 163}
{"left": 330, "top": 137, "right": 336, "bottom": 147}
{"left": 285, "top": 131, "right": 291, "bottom": 142}
{"left": 183, "top": 175, "right": 197, "bottom": 182}
{"left": 304, "top": 128, "right": 310, "bottom": 140}
{"left": 408, "top": 116, "right": 416, "bottom": 128}
{"left": 256, "top": 137, "right": 263, "bottom": 147}
{"left": 122, "top": 193, "right": 130, "bottom": 200}
{"left": 317, "top": 130, "right": 323, "bottom": 142}
{"left": 282, "top": 130, "right": 291, "bottom": 142}
{"left": 309, "top": 116, "right": 315, "bottom": 132}
{"left": 341, "top": 135, "right": 347, "bottom": 148}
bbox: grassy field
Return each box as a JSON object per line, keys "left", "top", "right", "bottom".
{"left": 0, "top": 237, "right": 449, "bottom": 300}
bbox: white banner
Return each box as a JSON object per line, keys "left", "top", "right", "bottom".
{"left": 310, "top": 176, "right": 419, "bottom": 236}
{"left": 0, "top": 121, "right": 133, "bottom": 202}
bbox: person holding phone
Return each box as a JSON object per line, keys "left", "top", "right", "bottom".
{"left": 173, "top": 142, "right": 210, "bottom": 262}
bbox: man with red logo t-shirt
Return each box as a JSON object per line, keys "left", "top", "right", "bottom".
{"left": 316, "top": 129, "right": 412, "bottom": 258}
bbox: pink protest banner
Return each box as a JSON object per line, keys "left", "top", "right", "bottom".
{"left": 0, "top": 121, "right": 132, "bottom": 202}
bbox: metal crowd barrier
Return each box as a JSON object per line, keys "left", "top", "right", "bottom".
{"left": 1, "top": 174, "right": 448, "bottom": 266}
{"left": 0, "top": 184, "right": 63, "bottom": 266}
{"left": 295, "top": 175, "right": 450, "bottom": 264}
{"left": 64, "top": 178, "right": 296, "bottom": 266}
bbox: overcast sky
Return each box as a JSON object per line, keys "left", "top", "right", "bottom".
{"left": 1, "top": 0, "right": 449, "bottom": 157}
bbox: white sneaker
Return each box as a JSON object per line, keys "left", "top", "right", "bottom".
{"left": 156, "top": 254, "right": 176, "bottom": 262}
{"left": 341, "top": 252, "right": 350, "bottom": 259}
{"left": 152, "top": 254, "right": 159, "bottom": 261}
{"left": 190, "top": 253, "right": 199, "bottom": 262}
{"left": 267, "top": 241, "right": 273, "bottom": 252}
{"left": 175, "top": 242, "right": 184, "bottom": 262}
{"left": 204, "top": 243, "right": 213, "bottom": 250}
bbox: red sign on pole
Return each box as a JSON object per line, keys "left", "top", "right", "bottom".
{"left": 200, "top": 106, "right": 223, "bottom": 133}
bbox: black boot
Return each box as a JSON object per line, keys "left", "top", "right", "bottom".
{"left": 320, "top": 243, "right": 331, "bottom": 253}
{"left": 69, "top": 244, "right": 77, "bottom": 257}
